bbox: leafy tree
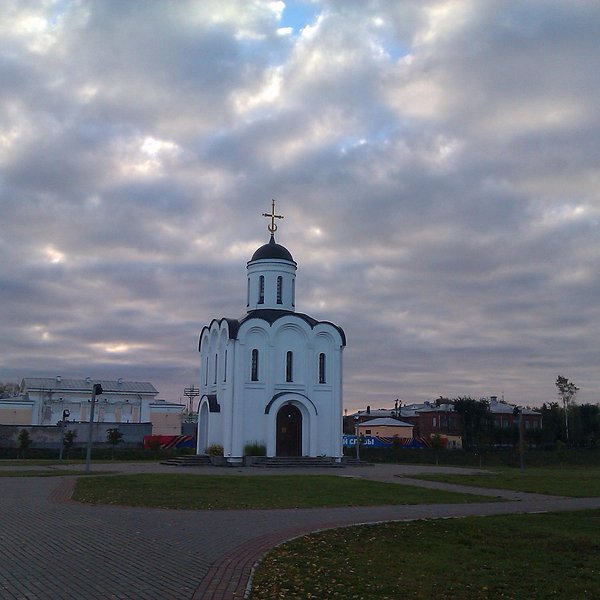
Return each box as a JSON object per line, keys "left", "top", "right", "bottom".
{"left": 18, "top": 429, "right": 31, "bottom": 458}
{"left": 540, "top": 402, "right": 564, "bottom": 446}
{"left": 106, "top": 428, "right": 124, "bottom": 460}
{"left": 430, "top": 434, "right": 443, "bottom": 465}
{"left": 63, "top": 430, "right": 77, "bottom": 459}
{"left": 452, "top": 397, "right": 493, "bottom": 452}
{"left": 555, "top": 376, "right": 579, "bottom": 445}
{"left": 0, "top": 382, "right": 19, "bottom": 397}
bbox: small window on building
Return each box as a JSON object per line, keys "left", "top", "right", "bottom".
{"left": 205, "top": 356, "right": 209, "bottom": 385}
{"left": 291, "top": 279, "right": 295, "bottom": 307}
{"left": 214, "top": 354, "right": 218, "bottom": 384}
{"left": 365, "top": 429, "right": 371, "bottom": 435}
{"left": 223, "top": 349, "right": 227, "bottom": 382}
{"left": 277, "top": 276, "right": 283, "bottom": 304}
{"left": 433, "top": 416, "right": 437, "bottom": 427}
{"left": 286, "top": 351, "right": 293, "bottom": 382}
{"left": 251, "top": 349, "right": 259, "bottom": 381}
{"left": 247, "top": 278, "right": 250, "bottom": 307}
{"left": 258, "top": 276, "right": 265, "bottom": 304}
{"left": 318, "top": 353, "right": 326, "bottom": 384}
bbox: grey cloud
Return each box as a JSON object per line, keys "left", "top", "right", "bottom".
{"left": 1, "top": 1, "right": 599, "bottom": 407}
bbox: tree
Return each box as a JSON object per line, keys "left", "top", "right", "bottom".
{"left": 430, "top": 434, "right": 443, "bottom": 465}
{"left": 106, "top": 428, "right": 124, "bottom": 460}
{"left": 0, "top": 382, "right": 19, "bottom": 397}
{"left": 452, "top": 397, "right": 493, "bottom": 451}
{"left": 63, "top": 430, "right": 77, "bottom": 459}
{"left": 18, "top": 429, "right": 31, "bottom": 458}
{"left": 555, "top": 376, "right": 579, "bottom": 445}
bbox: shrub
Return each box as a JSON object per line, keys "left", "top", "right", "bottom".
{"left": 244, "top": 441, "right": 266, "bottom": 456}
{"left": 206, "top": 444, "right": 224, "bottom": 456}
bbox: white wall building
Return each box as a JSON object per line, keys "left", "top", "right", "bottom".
{"left": 0, "top": 377, "right": 184, "bottom": 435}
{"left": 197, "top": 210, "right": 346, "bottom": 463}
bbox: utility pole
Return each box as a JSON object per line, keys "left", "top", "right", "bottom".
{"left": 85, "top": 383, "right": 103, "bottom": 473}
{"left": 58, "top": 409, "right": 70, "bottom": 460}
{"left": 354, "top": 416, "right": 360, "bottom": 461}
{"left": 514, "top": 406, "right": 525, "bottom": 470}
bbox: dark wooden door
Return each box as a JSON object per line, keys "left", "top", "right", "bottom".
{"left": 276, "top": 404, "right": 302, "bottom": 456}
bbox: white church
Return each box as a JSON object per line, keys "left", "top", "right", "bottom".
{"left": 196, "top": 203, "right": 346, "bottom": 464}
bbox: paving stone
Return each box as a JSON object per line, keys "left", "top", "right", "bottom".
{"left": 1, "top": 463, "right": 599, "bottom": 599}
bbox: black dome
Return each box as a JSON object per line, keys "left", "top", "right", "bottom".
{"left": 250, "top": 235, "right": 294, "bottom": 262}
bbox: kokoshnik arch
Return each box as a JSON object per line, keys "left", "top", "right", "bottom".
{"left": 196, "top": 201, "right": 346, "bottom": 464}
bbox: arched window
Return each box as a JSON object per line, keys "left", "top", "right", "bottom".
{"left": 214, "top": 354, "right": 218, "bottom": 384}
{"left": 318, "top": 353, "right": 326, "bottom": 384}
{"left": 276, "top": 276, "right": 283, "bottom": 304}
{"left": 205, "top": 356, "right": 209, "bottom": 385}
{"left": 258, "top": 276, "right": 265, "bottom": 304}
{"left": 286, "top": 351, "right": 293, "bottom": 382}
{"left": 291, "top": 279, "right": 295, "bottom": 307}
{"left": 251, "top": 349, "right": 259, "bottom": 381}
{"left": 223, "top": 349, "right": 227, "bottom": 382}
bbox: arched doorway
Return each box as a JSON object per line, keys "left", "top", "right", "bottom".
{"left": 276, "top": 404, "right": 302, "bottom": 456}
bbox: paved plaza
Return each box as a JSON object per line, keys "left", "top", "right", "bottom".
{"left": 1, "top": 462, "right": 600, "bottom": 599}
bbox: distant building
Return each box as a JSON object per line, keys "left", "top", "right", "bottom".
{"left": 0, "top": 377, "right": 184, "bottom": 435}
{"left": 347, "top": 396, "right": 542, "bottom": 449}
{"left": 488, "top": 396, "right": 541, "bottom": 430}
{"left": 356, "top": 417, "right": 414, "bottom": 439}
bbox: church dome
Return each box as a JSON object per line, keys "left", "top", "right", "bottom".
{"left": 250, "top": 235, "right": 294, "bottom": 262}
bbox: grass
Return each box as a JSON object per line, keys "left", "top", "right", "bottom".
{"left": 251, "top": 510, "right": 600, "bottom": 599}
{"left": 72, "top": 474, "right": 496, "bottom": 509}
{"left": 411, "top": 466, "right": 600, "bottom": 497}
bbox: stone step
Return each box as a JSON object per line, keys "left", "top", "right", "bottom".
{"left": 250, "top": 457, "right": 344, "bottom": 468}
{"left": 161, "top": 455, "right": 212, "bottom": 467}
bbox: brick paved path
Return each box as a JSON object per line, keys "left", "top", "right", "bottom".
{"left": 1, "top": 464, "right": 599, "bottom": 600}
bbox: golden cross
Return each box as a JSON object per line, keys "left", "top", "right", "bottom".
{"left": 262, "top": 199, "right": 284, "bottom": 234}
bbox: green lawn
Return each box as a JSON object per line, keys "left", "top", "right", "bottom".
{"left": 412, "top": 467, "right": 600, "bottom": 497}
{"left": 251, "top": 510, "right": 600, "bottom": 599}
{"left": 73, "top": 474, "right": 496, "bottom": 509}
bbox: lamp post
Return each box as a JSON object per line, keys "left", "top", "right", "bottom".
{"left": 58, "top": 409, "right": 70, "bottom": 460}
{"left": 85, "top": 383, "right": 103, "bottom": 473}
{"left": 354, "top": 416, "right": 360, "bottom": 461}
{"left": 514, "top": 406, "right": 525, "bottom": 470}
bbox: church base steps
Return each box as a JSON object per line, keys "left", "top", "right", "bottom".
{"left": 249, "top": 456, "right": 344, "bottom": 468}
{"left": 161, "top": 455, "right": 212, "bottom": 467}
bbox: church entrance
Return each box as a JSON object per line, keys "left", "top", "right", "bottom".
{"left": 276, "top": 404, "right": 302, "bottom": 456}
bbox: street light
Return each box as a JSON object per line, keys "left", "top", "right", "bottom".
{"left": 354, "top": 415, "right": 360, "bottom": 461}
{"left": 58, "top": 409, "right": 70, "bottom": 461}
{"left": 85, "top": 383, "right": 103, "bottom": 473}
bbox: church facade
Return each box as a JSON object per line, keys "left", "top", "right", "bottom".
{"left": 196, "top": 205, "right": 346, "bottom": 463}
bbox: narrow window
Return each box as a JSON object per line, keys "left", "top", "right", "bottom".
{"left": 247, "top": 278, "right": 250, "bottom": 307}
{"left": 291, "top": 279, "right": 295, "bottom": 307}
{"left": 251, "top": 349, "right": 259, "bottom": 381}
{"left": 214, "top": 354, "right": 218, "bottom": 384}
{"left": 258, "top": 276, "right": 264, "bottom": 304}
{"left": 286, "top": 351, "right": 293, "bottom": 382}
{"left": 205, "top": 356, "right": 208, "bottom": 385}
{"left": 223, "top": 350, "right": 227, "bottom": 382}
{"left": 318, "top": 353, "right": 326, "bottom": 384}
{"left": 276, "top": 276, "right": 283, "bottom": 304}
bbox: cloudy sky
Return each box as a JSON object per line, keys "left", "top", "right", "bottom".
{"left": 1, "top": 0, "right": 599, "bottom": 410}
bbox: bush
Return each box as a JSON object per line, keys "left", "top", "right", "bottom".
{"left": 206, "top": 444, "right": 224, "bottom": 457}
{"left": 244, "top": 441, "right": 266, "bottom": 456}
